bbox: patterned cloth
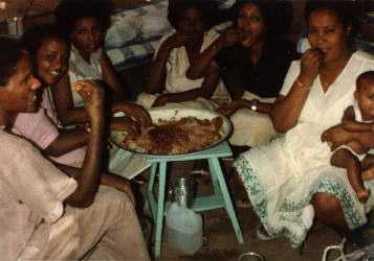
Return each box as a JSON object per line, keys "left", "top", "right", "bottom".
{"left": 234, "top": 51, "right": 374, "bottom": 247}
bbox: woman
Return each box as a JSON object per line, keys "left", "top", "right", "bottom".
{"left": 187, "top": 0, "right": 296, "bottom": 147}
{"left": 234, "top": 1, "right": 374, "bottom": 247}
{"left": 16, "top": 25, "right": 151, "bottom": 181}
{"left": 137, "top": 0, "right": 230, "bottom": 110}
{"left": 54, "top": 0, "right": 128, "bottom": 126}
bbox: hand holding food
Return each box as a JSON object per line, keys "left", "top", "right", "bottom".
{"left": 73, "top": 80, "right": 105, "bottom": 117}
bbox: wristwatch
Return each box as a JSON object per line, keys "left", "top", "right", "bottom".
{"left": 250, "top": 99, "right": 258, "bottom": 112}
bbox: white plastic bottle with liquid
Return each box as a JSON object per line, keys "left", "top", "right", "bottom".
{"left": 165, "top": 202, "right": 203, "bottom": 255}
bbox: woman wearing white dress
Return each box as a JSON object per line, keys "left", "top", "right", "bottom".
{"left": 235, "top": 1, "right": 374, "bottom": 247}
{"left": 137, "top": 0, "right": 230, "bottom": 110}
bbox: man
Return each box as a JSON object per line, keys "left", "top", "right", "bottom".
{"left": 0, "top": 37, "right": 150, "bottom": 260}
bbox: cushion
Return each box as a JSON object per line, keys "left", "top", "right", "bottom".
{"left": 105, "top": 0, "right": 171, "bottom": 49}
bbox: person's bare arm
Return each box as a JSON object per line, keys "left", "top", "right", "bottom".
{"left": 322, "top": 124, "right": 374, "bottom": 150}
{"left": 342, "top": 106, "right": 355, "bottom": 122}
{"left": 152, "top": 63, "right": 220, "bottom": 107}
{"left": 53, "top": 74, "right": 90, "bottom": 126}
{"left": 100, "top": 52, "right": 127, "bottom": 101}
{"left": 145, "top": 47, "right": 169, "bottom": 94}
{"left": 63, "top": 82, "right": 106, "bottom": 208}
{"left": 362, "top": 155, "right": 374, "bottom": 170}
{"left": 218, "top": 99, "right": 273, "bottom": 116}
{"left": 345, "top": 140, "right": 368, "bottom": 155}
{"left": 112, "top": 102, "right": 152, "bottom": 127}
{"left": 186, "top": 27, "right": 239, "bottom": 79}
{"left": 339, "top": 105, "right": 374, "bottom": 132}
{"left": 271, "top": 49, "right": 322, "bottom": 133}
{"left": 44, "top": 128, "right": 89, "bottom": 157}
{"left": 145, "top": 33, "right": 187, "bottom": 94}
{"left": 56, "top": 163, "right": 135, "bottom": 204}
{"left": 330, "top": 147, "right": 360, "bottom": 171}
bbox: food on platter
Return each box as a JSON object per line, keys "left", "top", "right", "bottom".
{"left": 122, "top": 116, "right": 223, "bottom": 155}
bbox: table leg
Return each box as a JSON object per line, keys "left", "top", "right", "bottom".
{"left": 154, "top": 161, "right": 167, "bottom": 258}
{"left": 208, "top": 157, "right": 244, "bottom": 244}
{"left": 147, "top": 164, "right": 158, "bottom": 220}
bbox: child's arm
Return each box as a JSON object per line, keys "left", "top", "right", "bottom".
{"left": 345, "top": 140, "right": 369, "bottom": 155}
{"left": 361, "top": 155, "right": 374, "bottom": 180}
{"left": 362, "top": 154, "right": 374, "bottom": 171}
{"left": 330, "top": 147, "right": 360, "bottom": 171}
{"left": 342, "top": 105, "right": 355, "bottom": 122}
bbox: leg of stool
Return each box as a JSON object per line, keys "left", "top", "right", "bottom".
{"left": 208, "top": 157, "right": 244, "bottom": 243}
{"left": 154, "top": 161, "right": 167, "bottom": 258}
{"left": 147, "top": 163, "right": 157, "bottom": 220}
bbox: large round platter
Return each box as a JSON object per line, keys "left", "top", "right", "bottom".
{"left": 111, "top": 107, "right": 232, "bottom": 156}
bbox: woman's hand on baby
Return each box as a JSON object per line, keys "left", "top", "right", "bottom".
{"left": 341, "top": 120, "right": 358, "bottom": 131}
{"left": 321, "top": 124, "right": 353, "bottom": 147}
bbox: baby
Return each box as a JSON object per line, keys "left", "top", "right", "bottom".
{"left": 328, "top": 71, "right": 374, "bottom": 202}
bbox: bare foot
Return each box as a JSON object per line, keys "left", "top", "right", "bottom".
{"left": 362, "top": 167, "right": 374, "bottom": 181}
{"left": 357, "top": 189, "right": 370, "bottom": 203}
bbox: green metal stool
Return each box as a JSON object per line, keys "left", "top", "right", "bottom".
{"left": 145, "top": 141, "right": 244, "bottom": 258}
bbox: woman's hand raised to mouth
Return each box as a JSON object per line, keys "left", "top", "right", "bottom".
{"left": 218, "top": 27, "right": 240, "bottom": 48}
{"left": 299, "top": 48, "right": 324, "bottom": 87}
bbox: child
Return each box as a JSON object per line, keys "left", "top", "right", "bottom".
{"left": 328, "top": 71, "right": 374, "bottom": 202}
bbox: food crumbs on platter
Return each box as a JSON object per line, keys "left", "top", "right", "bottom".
{"left": 122, "top": 116, "right": 223, "bottom": 155}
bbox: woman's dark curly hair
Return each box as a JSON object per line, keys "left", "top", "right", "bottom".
{"left": 0, "top": 37, "right": 25, "bottom": 86}
{"left": 168, "top": 0, "right": 220, "bottom": 30}
{"left": 55, "top": 0, "right": 113, "bottom": 39}
{"left": 305, "top": 0, "right": 359, "bottom": 48}
{"left": 231, "top": 0, "right": 293, "bottom": 37}
{"left": 21, "top": 24, "right": 68, "bottom": 65}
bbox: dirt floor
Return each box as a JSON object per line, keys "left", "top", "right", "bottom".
{"left": 135, "top": 158, "right": 352, "bottom": 261}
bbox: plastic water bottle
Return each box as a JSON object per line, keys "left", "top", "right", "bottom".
{"left": 166, "top": 202, "right": 203, "bottom": 255}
